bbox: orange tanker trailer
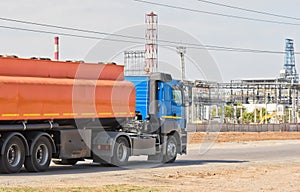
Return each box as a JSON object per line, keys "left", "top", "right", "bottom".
{"left": 0, "top": 57, "right": 135, "bottom": 122}
{"left": 0, "top": 56, "right": 187, "bottom": 174}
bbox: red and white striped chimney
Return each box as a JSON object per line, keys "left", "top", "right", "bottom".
{"left": 54, "top": 36, "right": 59, "bottom": 61}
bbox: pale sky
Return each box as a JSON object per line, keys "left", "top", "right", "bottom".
{"left": 0, "top": 0, "right": 300, "bottom": 82}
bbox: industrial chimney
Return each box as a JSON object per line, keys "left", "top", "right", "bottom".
{"left": 54, "top": 36, "right": 59, "bottom": 61}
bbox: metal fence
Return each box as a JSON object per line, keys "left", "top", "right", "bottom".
{"left": 187, "top": 123, "right": 300, "bottom": 132}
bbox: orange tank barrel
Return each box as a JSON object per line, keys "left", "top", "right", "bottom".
{"left": 0, "top": 75, "right": 135, "bottom": 121}
{"left": 0, "top": 57, "right": 124, "bottom": 81}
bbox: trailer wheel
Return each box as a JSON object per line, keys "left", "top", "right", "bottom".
{"left": 24, "top": 136, "right": 52, "bottom": 172}
{"left": 163, "top": 135, "right": 177, "bottom": 163}
{"left": 0, "top": 136, "right": 25, "bottom": 173}
{"left": 112, "top": 137, "right": 129, "bottom": 166}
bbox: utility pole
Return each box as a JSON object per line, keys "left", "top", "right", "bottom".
{"left": 292, "top": 85, "right": 297, "bottom": 123}
{"left": 176, "top": 46, "right": 186, "bottom": 81}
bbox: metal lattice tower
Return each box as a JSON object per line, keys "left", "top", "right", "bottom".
{"left": 124, "top": 50, "right": 145, "bottom": 76}
{"left": 282, "top": 39, "right": 299, "bottom": 84}
{"left": 145, "top": 12, "right": 158, "bottom": 73}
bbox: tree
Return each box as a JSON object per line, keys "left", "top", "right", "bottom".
{"left": 225, "top": 102, "right": 244, "bottom": 123}
{"left": 242, "top": 112, "right": 254, "bottom": 124}
{"left": 225, "top": 105, "right": 233, "bottom": 119}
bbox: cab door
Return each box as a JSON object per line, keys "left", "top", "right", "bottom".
{"left": 171, "top": 83, "right": 185, "bottom": 129}
{"left": 157, "top": 81, "right": 185, "bottom": 129}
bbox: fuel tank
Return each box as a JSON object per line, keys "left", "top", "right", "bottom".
{"left": 0, "top": 57, "right": 124, "bottom": 80}
{"left": 0, "top": 57, "right": 135, "bottom": 122}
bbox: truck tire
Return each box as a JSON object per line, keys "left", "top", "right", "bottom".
{"left": 163, "top": 135, "right": 177, "bottom": 163}
{"left": 112, "top": 137, "right": 129, "bottom": 166}
{"left": 24, "top": 136, "right": 52, "bottom": 172}
{"left": 0, "top": 136, "right": 25, "bottom": 173}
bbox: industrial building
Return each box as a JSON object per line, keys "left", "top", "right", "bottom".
{"left": 189, "top": 39, "right": 300, "bottom": 124}
{"left": 124, "top": 12, "right": 300, "bottom": 125}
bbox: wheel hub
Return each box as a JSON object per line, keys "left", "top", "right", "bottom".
{"left": 35, "top": 144, "right": 49, "bottom": 165}
{"left": 117, "top": 143, "right": 127, "bottom": 162}
{"left": 7, "top": 144, "right": 21, "bottom": 167}
{"left": 167, "top": 140, "right": 176, "bottom": 158}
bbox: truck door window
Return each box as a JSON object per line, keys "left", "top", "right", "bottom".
{"left": 172, "top": 86, "right": 182, "bottom": 106}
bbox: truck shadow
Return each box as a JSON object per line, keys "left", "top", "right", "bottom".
{"left": 161, "top": 159, "right": 248, "bottom": 167}
{"left": 4, "top": 159, "right": 248, "bottom": 176}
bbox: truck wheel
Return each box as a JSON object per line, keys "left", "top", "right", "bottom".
{"left": 24, "top": 136, "right": 52, "bottom": 172}
{"left": 0, "top": 136, "right": 25, "bottom": 173}
{"left": 112, "top": 137, "right": 129, "bottom": 166}
{"left": 163, "top": 135, "right": 177, "bottom": 163}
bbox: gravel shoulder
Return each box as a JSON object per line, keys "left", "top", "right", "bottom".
{"left": 188, "top": 132, "right": 300, "bottom": 143}
{"left": 1, "top": 158, "right": 299, "bottom": 192}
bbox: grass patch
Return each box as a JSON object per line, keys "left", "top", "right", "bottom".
{"left": 103, "top": 184, "right": 162, "bottom": 192}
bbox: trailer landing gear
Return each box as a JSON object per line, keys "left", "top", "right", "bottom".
{"left": 52, "top": 159, "right": 79, "bottom": 165}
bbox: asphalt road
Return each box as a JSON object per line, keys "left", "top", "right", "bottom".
{"left": 0, "top": 140, "right": 299, "bottom": 187}
{"left": 5, "top": 140, "right": 300, "bottom": 173}
{"left": 183, "top": 140, "right": 300, "bottom": 162}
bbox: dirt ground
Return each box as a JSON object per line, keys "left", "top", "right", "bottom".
{"left": 2, "top": 160, "right": 299, "bottom": 192}
{"left": 188, "top": 131, "right": 300, "bottom": 143}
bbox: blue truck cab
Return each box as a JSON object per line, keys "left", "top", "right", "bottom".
{"left": 125, "top": 74, "right": 185, "bottom": 128}
{"left": 125, "top": 73, "right": 187, "bottom": 162}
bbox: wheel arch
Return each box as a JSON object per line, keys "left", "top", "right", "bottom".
{"left": 93, "top": 131, "right": 132, "bottom": 158}
{"left": 24, "top": 131, "right": 56, "bottom": 155}
{"left": 0, "top": 132, "right": 29, "bottom": 156}
{"left": 115, "top": 135, "right": 132, "bottom": 156}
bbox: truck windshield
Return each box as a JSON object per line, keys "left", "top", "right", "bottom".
{"left": 172, "top": 86, "right": 183, "bottom": 106}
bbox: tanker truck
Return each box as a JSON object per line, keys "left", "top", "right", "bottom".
{"left": 0, "top": 56, "right": 187, "bottom": 173}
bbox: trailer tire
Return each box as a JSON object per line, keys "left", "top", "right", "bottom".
{"left": 24, "top": 136, "right": 52, "bottom": 172}
{"left": 0, "top": 136, "right": 25, "bottom": 173}
{"left": 112, "top": 137, "right": 129, "bottom": 166}
{"left": 163, "top": 135, "right": 177, "bottom": 163}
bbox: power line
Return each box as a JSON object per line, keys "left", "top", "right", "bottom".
{"left": 196, "top": 0, "right": 300, "bottom": 21}
{"left": 0, "top": 16, "right": 237, "bottom": 51}
{"left": 133, "top": 0, "right": 300, "bottom": 27}
{"left": 0, "top": 16, "right": 239, "bottom": 50}
{"left": 0, "top": 17, "right": 145, "bottom": 41}
{"left": 185, "top": 45, "right": 286, "bottom": 54}
{"left": 0, "top": 24, "right": 292, "bottom": 55}
{"left": 0, "top": 25, "right": 143, "bottom": 44}
{"left": 0, "top": 16, "right": 295, "bottom": 54}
